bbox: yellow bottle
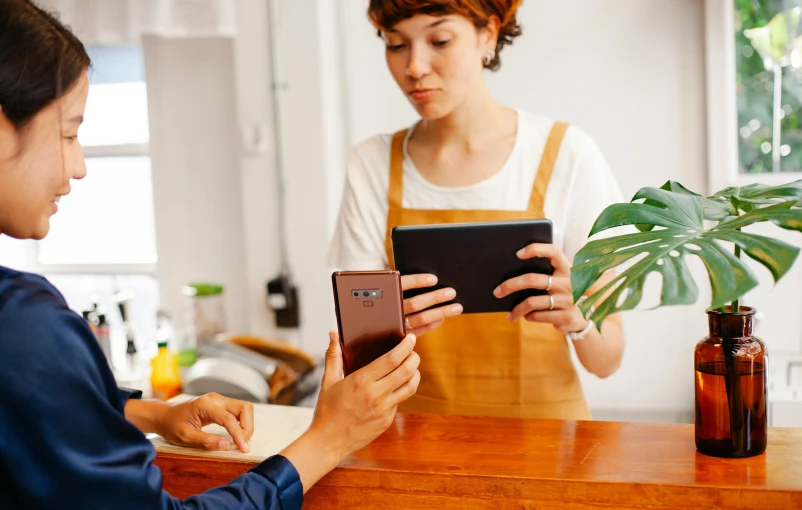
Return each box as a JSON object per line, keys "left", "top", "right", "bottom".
{"left": 150, "top": 341, "right": 182, "bottom": 400}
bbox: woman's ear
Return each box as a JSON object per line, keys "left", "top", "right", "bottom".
{"left": 483, "top": 15, "right": 502, "bottom": 51}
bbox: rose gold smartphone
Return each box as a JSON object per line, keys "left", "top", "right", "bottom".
{"left": 332, "top": 270, "right": 406, "bottom": 376}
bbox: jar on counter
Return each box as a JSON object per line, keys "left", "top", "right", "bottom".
{"left": 695, "top": 306, "right": 767, "bottom": 458}
{"left": 182, "top": 283, "right": 227, "bottom": 365}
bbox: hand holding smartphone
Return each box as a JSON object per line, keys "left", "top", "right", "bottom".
{"left": 332, "top": 270, "right": 406, "bottom": 376}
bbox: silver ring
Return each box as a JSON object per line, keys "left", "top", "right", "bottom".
{"left": 404, "top": 68, "right": 412, "bottom": 77}
{"left": 546, "top": 275, "right": 552, "bottom": 292}
{"left": 405, "top": 316, "right": 411, "bottom": 330}
{"left": 548, "top": 295, "right": 555, "bottom": 311}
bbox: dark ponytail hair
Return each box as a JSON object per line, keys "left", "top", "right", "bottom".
{"left": 0, "top": 0, "right": 90, "bottom": 132}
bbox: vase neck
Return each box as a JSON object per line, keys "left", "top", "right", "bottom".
{"left": 707, "top": 307, "right": 755, "bottom": 340}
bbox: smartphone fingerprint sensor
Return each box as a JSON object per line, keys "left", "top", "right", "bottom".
{"left": 363, "top": 301, "right": 374, "bottom": 307}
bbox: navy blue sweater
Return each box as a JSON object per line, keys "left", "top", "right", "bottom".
{"left": 0, "top": 265, "right": 303, "bottom": 509}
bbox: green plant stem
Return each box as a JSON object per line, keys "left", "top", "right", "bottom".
{"left": 730, "top": 210, "right": 742, "bottom": 313}
{"left": 726, "top": 219, "right": 745, "bottom": 455}
{"left": 732, "top": 243, "right": 741, "bottom": 313}
{"left": 723, "top": 340, "right": 746, "bottom": 455}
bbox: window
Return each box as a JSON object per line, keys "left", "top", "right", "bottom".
{"left": 710, "top": 0, "right": 802, "bottom": 358}
{"left": 735, "top": 0, "right": 802, "bottom": 174}
{"left": 0, "top": 44, "right": 160, "bottom": 368}
{"left": 40, "top": 156, "right": 157, "bottom": 267}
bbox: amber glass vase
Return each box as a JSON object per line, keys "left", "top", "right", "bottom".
{"left": 694, "top": 306, "right": 767, "bottom": 458}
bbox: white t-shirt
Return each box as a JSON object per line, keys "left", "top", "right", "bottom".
{"left": 329, "top": 110, "right": 624, "bottom": 271}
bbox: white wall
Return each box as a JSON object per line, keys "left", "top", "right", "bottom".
{"left": 262, "top": 0, "right": 344, "bottom": 355}
{"left": 231, "top": 0, "right": 284, "bottom": 342}
{"left": 146, "top": 0, "right": 345, "bottom": 359}
{"left": 231, "top": 0, "right": 345, "bottom": 355}
{"left": 335, "top": 0, "right": 710, "bottom": 417}
{"left": 144, "top": 37, "right": 250, "bottom": 336}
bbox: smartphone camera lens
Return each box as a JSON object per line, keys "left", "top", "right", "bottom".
{"left": 353, "top": 292, "right": 359, "bottom": 297}
{"left": 363, "top": 291, "right": 369, "bottom": 297}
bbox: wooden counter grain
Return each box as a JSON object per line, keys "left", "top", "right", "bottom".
{"left": 155, "top": 413, "right": 802, "bottom": 509}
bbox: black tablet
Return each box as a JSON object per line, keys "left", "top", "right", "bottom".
{"left": 391, "top": 219, "right": 554, "bottom": 314}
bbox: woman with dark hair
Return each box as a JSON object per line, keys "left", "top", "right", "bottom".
{"left": 330, "top": 0, "right": 626, "bottom": 420}
{"left": 0, "top": 1, "right": 419, "bottom": 508}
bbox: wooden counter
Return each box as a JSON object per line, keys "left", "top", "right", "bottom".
{"left": 154, "top": 411, "right": 802, "bottom": 509}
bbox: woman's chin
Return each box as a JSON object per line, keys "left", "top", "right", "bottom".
{"left": 30, "top": 220, "right": 51, "bottom": 240}
{"left": 413, "top": 102, "right": 452, "bottom": 121}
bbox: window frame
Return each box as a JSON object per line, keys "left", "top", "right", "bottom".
{"left": 27, "top": 141, "right": 157, "bottom": 276}
{"left": 705, "top": 0, "right": 802, "bottom": 194}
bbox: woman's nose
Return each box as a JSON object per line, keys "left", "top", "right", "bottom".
{"left": 406, "top": 46, "right": 431, "bottom": 80}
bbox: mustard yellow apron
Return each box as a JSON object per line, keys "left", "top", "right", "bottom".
{"left": 384, "top": 122, "right": 591, "bottom": 420}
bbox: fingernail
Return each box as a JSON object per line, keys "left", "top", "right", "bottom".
{"left": 493, "top": 286, "right": 501, "bottom": 297}
{"left": 409, "top": 334, "right": 417, "bottom": 346}
{"left": 243, "top": 441, "right": 250, "bottom": 452}
{"left": 517, "top": 248, "right": 525, "bottom": 257}
{"left": 444, "top": 288, "right": 456, "bottom": 299}
{"left": 507, "top": 314, "right": 513, "bottom": 322}
{"left": 427, "top": 275, "right": 437, "bottom": 284}
{"left": 219, "top": 438, "right": 230, "bottom": 450}
{"left": 452, "top": 304, "right": 463, "bottom": 315}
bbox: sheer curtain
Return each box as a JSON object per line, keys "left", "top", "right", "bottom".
{"left": 37, "top": 0, "right": 238, "bottom": 43}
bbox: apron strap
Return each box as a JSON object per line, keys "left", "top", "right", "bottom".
{"left": 527, "top": 121, "right": 569, "bottom": 214}
{"left": 388, "top": 129, "right": 409, "bottom": 209}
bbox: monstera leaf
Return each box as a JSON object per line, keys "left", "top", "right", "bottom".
{"left": 713, "top": 181, "right": 802, "bottom": 212}
{"left": 571, "top": 180, "right": 802, "bottom": 327}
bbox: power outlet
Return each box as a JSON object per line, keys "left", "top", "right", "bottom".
{"left": 267, "top": 275, "right": 300, "bottom": 328}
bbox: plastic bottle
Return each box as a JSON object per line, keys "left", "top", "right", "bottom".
{"left": 150, "top": 341, "right": 182, "bottom": 401}
{"left": 96, "top": 313, "right": 112, "bottom": 365}
{"left": 116, "top": 297, "right": 138, "bottom": 371}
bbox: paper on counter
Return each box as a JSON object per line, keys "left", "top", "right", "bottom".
{"left": 149, "top": 394, "right": 314, "bottom": 463}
